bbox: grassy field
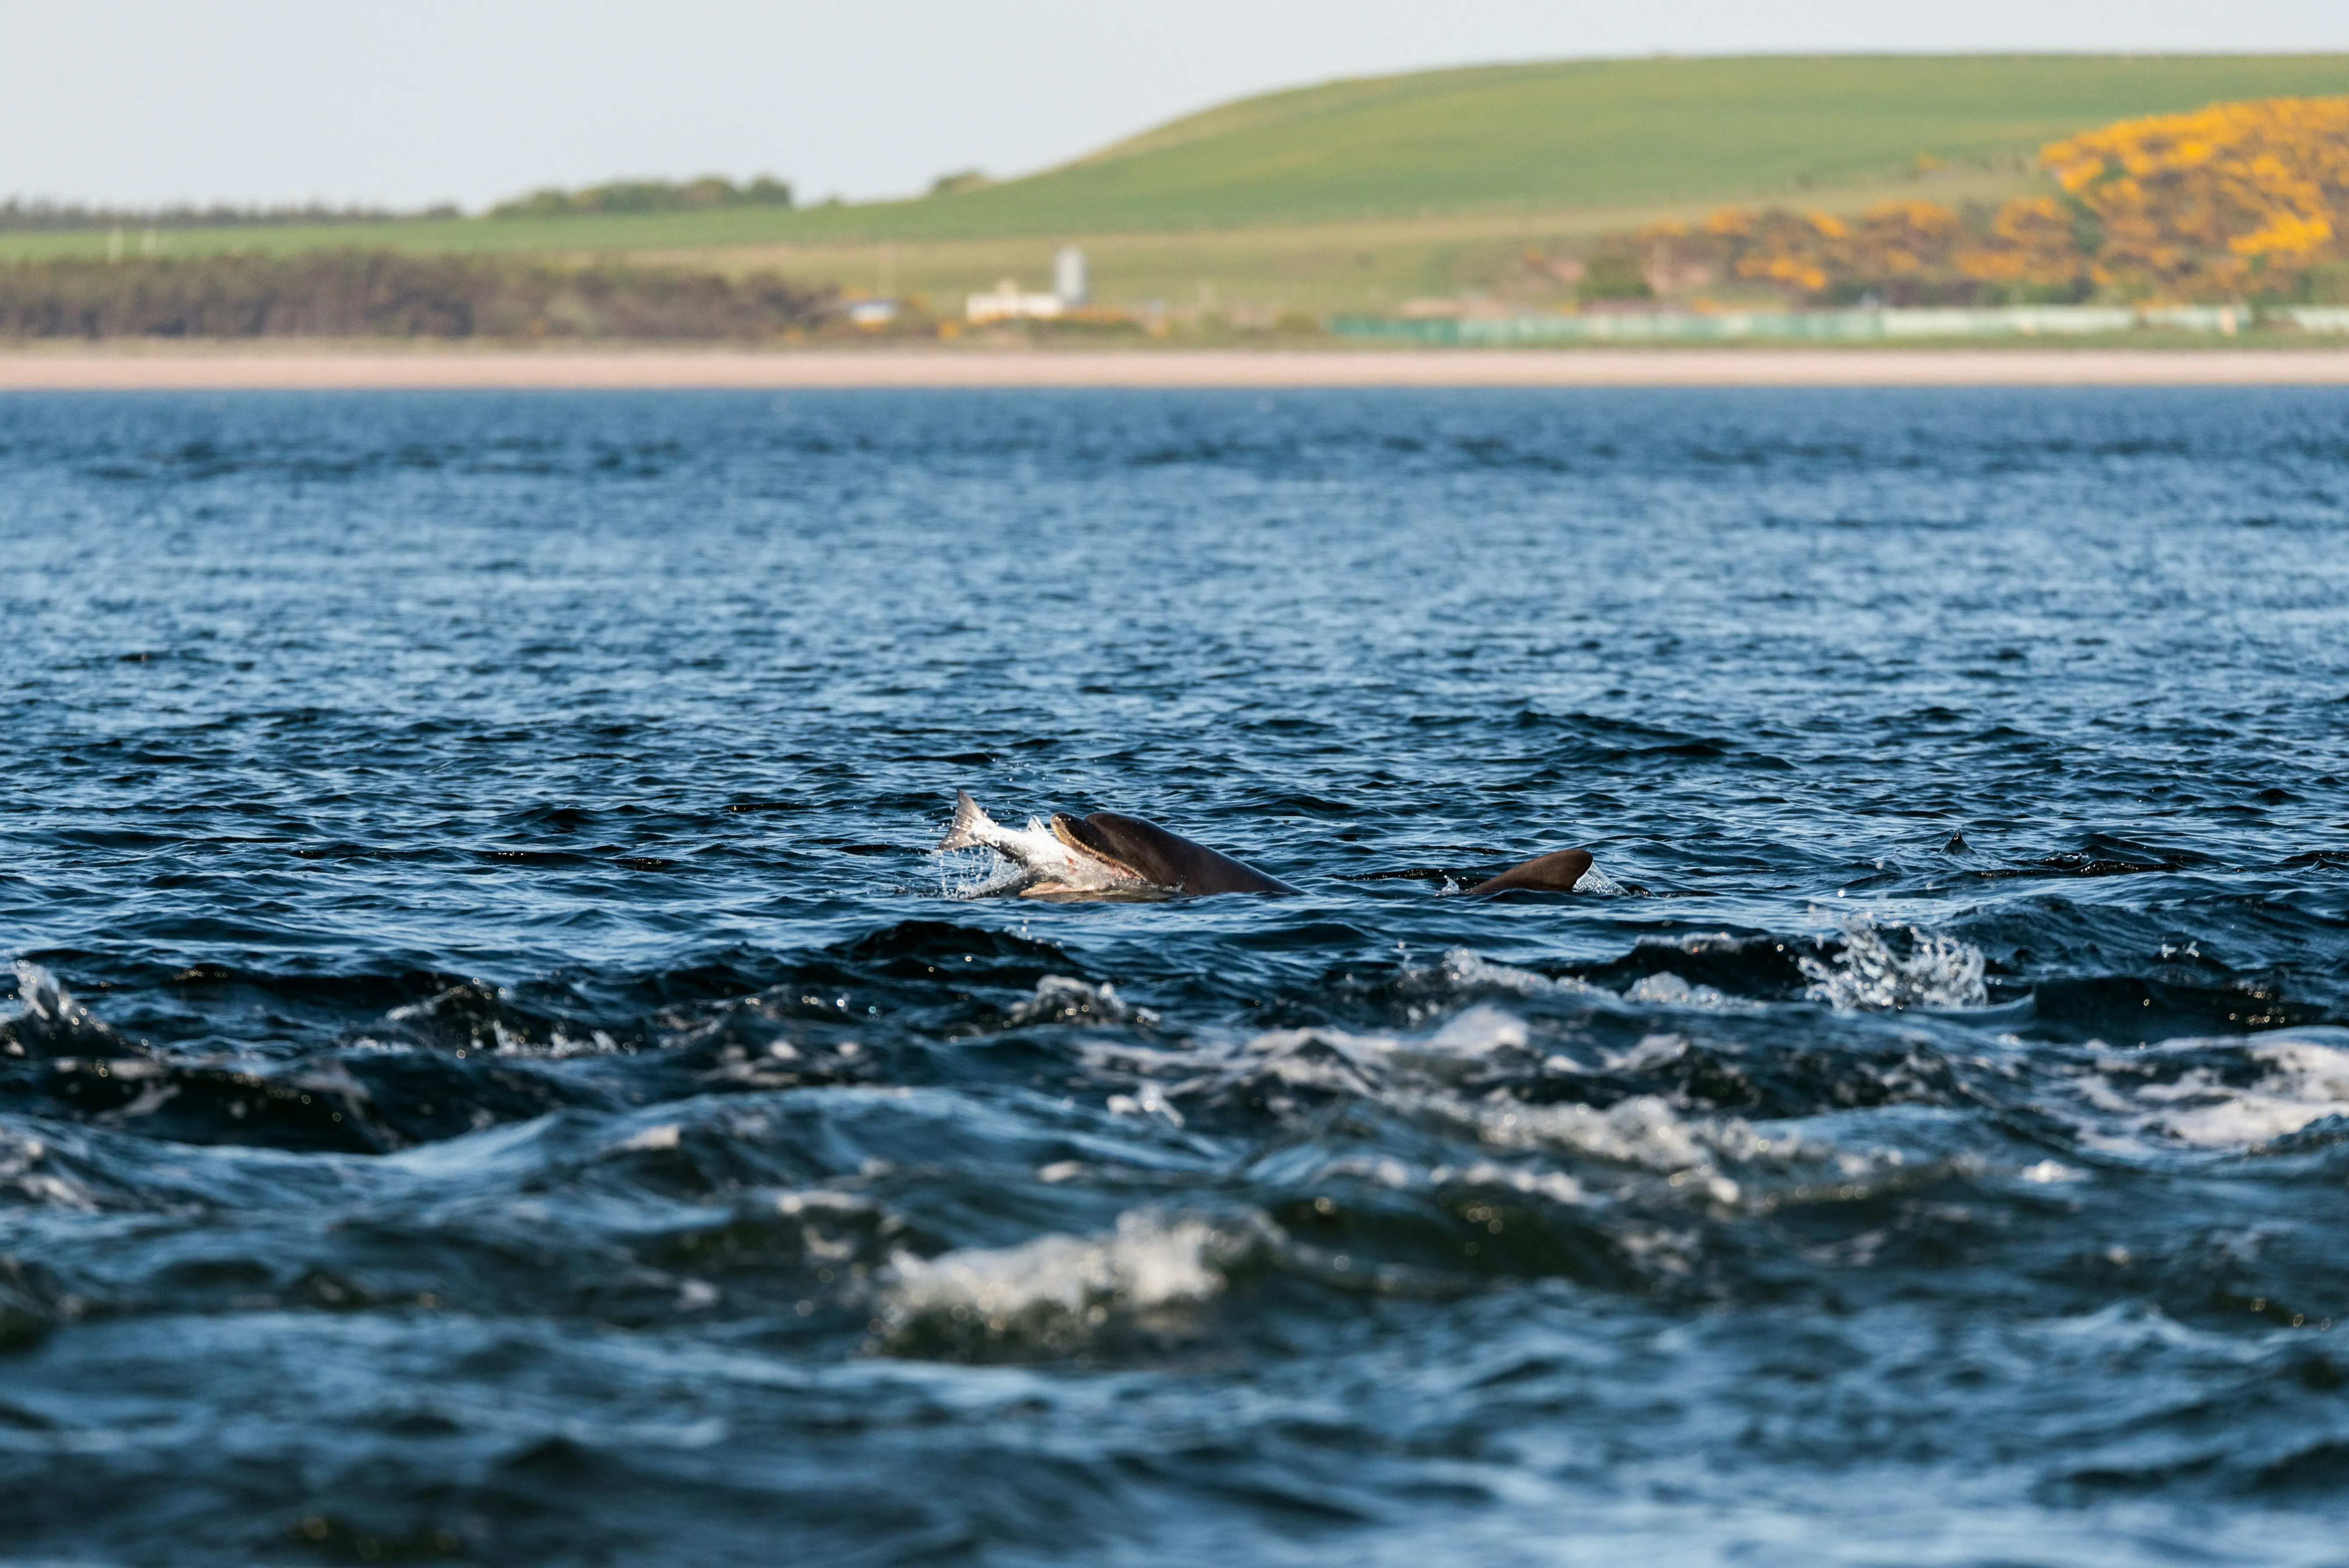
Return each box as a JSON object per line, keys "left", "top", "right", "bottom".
{"left": 639, "top": 170, "right": 2034, "bottom": 316}
{"left": 916, "top": 53, "right": 2349, "bottom": 235}
{"left": 10, "top": 54, "right": 2348, "bottom": 311}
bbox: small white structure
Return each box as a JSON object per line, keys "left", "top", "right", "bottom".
{"left": 844, "top": 298, "right": 899, "bottom": 328}
{"left": 966, "top": 277, "right": 1065, "bottom": 323}
{"left": 1053, "top": 247, "right": 1088, "bottom": 306}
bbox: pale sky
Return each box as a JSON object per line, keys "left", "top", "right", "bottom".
{"left": 7, "top": 0, "right": 2349, "bottom": 211}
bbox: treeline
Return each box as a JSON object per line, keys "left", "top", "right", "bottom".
{"left": 0, "top": 199, "right": 456, "bottom": 234}
{"left": 0, "top": 252, "right": 835, "bottom": 339}
{"left": 2, "top": 172, "right": 800, "bottom": 233}
{"left": 487, "top": 175, "right": 793, "bottom": 219}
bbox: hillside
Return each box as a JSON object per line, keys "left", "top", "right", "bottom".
{"left": 920, "top": 54, "right": 2349, "bottom": 236}
{"left": 8, "top": 55, "right": 2349, "bottom": 318}
{"left": 10, "top": 54, "right": 2349, "bottom": 268}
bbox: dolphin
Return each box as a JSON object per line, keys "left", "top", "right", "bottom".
{"left": 938, "top": 791, "right": 1593, "bottom": 899}
{"left": 1053, "top": 809, "right": 1302, "bottom": 896}
{"left": 937, "top": 791, "right": 1297, "bottom": 897}
{"left": 1460, "top": 848, "right": 1594, "bottom": 898}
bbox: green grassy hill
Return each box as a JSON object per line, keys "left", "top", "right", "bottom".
{"left": 10, "top": 54, "right": 2349, "bottom": 266}
{"left": 924, "top": 53, "right": 2349, "bottom": 235}
{"left": 8, "top": 54, "right": 2349, "bottom": 317}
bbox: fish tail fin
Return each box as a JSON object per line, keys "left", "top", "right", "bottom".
{"left": 937, "top": 790, "right": 995, "bottom": 852}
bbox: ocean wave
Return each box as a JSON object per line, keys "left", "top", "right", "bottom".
{"left": 4, "top": 962, "right": 141, "bottom": 1060}
{"left": 875, "top": 1209, "right": 1259, "bottom": 1360}
{"left": 2068, "top": 1031, "right": 2349, "bottom": 1155}
{"left": 0, "top": 1126, "right": 101, "bottom": 1211}
{"left": 1800, "top": 916, "right": 1989, "bottom": 1011}
{"left": 1006, "top": 974, "right": 1158, "bottom": 1027}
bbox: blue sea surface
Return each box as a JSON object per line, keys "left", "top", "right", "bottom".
{"left": 4, "top": 387, "right": 2348, "bottom": 1565}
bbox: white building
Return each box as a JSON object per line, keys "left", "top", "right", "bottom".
{"left": 1054, "top": 247, "right": 1088, "bottom": 306}
{"left": 966, "top": 278, "right": 1065, "bottom": 323}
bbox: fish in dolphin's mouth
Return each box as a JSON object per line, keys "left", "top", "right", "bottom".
{"left": 935, "top": 791, "right": 1161, "bottom": 898}
{"left": 935, "top": 789, "right": 1595, "bottom": 900}
{"left": 935, "top": 791, "right": 1296, "bottom": 898}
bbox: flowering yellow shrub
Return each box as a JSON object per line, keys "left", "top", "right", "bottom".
{"left": 2039, "top": 97, "right": 2349, "bottom": 293}
{"left": 1607, "top": 97, "right": 2349, "bottom": 303}
{"left": 1951, "top": 197, "right": 2089, "bottom": 289}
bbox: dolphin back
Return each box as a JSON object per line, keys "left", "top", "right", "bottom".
{"left": 1067, "top": 812, "right": 1299, "bottom": 896}
{"left": 1463, "top": 848, "right": 1594, "bottom": 898}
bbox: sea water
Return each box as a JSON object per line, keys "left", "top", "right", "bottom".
{"left": 4, "top": 387, "right": 2347, "bottom": 1564}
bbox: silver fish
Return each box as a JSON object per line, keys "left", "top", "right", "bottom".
{"left": 935, "top": 790, "right": 1154, "bottom": 899}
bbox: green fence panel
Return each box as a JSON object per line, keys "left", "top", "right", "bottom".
{"left": 1331, "top": 306, "right": 2232, "bottom": 343}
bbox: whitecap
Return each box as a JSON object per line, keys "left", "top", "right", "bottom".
{"left": 1105, "top": 1082, "right": 1185, "bottom": 1125}
{"left": 1425, "top": 1003, "right": 1533, "bottom": 1056}
{"left": 1007, "top": 975, "right": 1157, "bottom": 1027}
{"left": 1622, "top": 971, "right": 1743, "bottom": 1009}
{"left": 1438, "top": 948, "right": 1563, "bottom": 995}
{"left": 0, "top": 1127, "right": 99, "bottom": 1210}
{"left": 1799, "top": 915, "right": 1987, "bottom": 1010}
{"left": 2071, "top": 1032, "right": 2349, "bottom": 1153}
{"left": 10, "top": 961, "right": 74, "bottom": 1026}
{"left": 877, "top": 1210, "right": 1251, "bottom": 1355}
{"left": 1460, "top": 1093, "right": 1725, "bottom": 1174}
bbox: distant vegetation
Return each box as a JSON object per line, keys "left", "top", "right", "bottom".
{"left": 0, "top": 252, "right": 833, "bottom": 339}
{"left": 7, "top": 56, "right": 2349, "bottom": 321}
{"left": 818, "top": 54, "right": 2349, "bottom": 240}
{"left": 487, "top": 175, "right": 793, "bottom": 219}
{"left": 1603, "top": 97, "right": 2349, "bottom": 305}
{"left": 0, "top": 198, "right": 455, "bottom": 233}
{"left": 12, "top": 56, "right": 2347, "bottom": 263}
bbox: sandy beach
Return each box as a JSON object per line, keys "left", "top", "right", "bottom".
{"left": 6, "top": 345, "right": 2349, "bottom": 390}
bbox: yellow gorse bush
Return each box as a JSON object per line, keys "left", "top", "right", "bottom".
{"left": 1620, "top": 97, "right": 2349, "bottom": 304}
{"left": 2042, "top": 97, "right": 2349, "bottom": 291}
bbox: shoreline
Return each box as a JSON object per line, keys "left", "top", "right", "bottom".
{"left": 8, "top": 345, "right": 2349, "bottom": 390}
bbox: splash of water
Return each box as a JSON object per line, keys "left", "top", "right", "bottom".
{"left": 1799, "top": 915, "right": 1987, "bottom": 1010}
{"left": 933, "top": 845, "right": 1028, "bottom": 900}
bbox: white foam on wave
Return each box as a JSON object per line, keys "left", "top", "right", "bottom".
{"left": 1230, "top": 1002, "right": 1548, "bottom": 1099}
{"left": 1435, "top": 948, "right": 1608, "bottom": 1000}
{"left": 1106, "top": 1081, "right": 1185, "bottom": 1125}
{"left": 1440, "top": 947, "right": 1745, "bottom": 1011}
{"left": 1461, "top": 1094, "right": 1726, "bottom": 1175}
{"left": 9, "top": 960, "right": 82, "bottom": 1035}
{"left": 879, "top": 1210, "right": 1246, "bottom": 1350}
{"left": 1415, "top": 1089, "right": 1909, "bottom": 1213}
{"left": 1425, "top": 1159, "right": 1588, "bottom": 1205}
{"left": 0, "top": 1127, "right": 97, "bottom": 1210}
{"left": 2073, "top": 1032, "right": 2349, "bottom": 1153}
{"left": 1438, "top": 949, "right": 1554, "bottom": 995}
{"left": 1799, "top": 915, "right": 1988, "bottom": 1011}
{"left": 1007, "top": 975, "right": 1157, "bottom": 1027}
{"left": 1622, "top": 971, "right": 1746, "bottom": 1009}
{"left": 1425, "top": 1002, "right": 1533, "bottom": 1055}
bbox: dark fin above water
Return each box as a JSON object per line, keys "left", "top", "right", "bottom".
{"left": 1463, "top": 848, "right": 1594, "bottom": 898}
